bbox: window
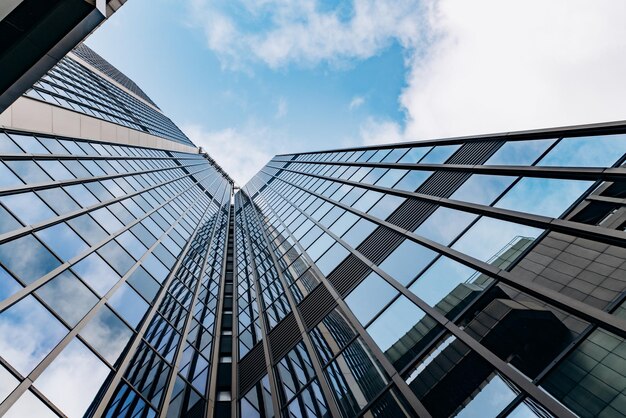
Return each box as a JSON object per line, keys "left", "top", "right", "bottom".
{"left": 368, "top": 194, "right": 405, "bottom": 220}
{"left": 450, "top": 174, "right": 515, "bottom": 205}
{"left": 452, "top": 217, "right": 542, "bottom": 263}
{"left": 378, "top": 239, "right": 437, "bottom": 285}
{"left": 0, "top": 296, "right": 67, "bottom": 375}
{"left": 367, "top": 296, "right": 438, "bottom": 369}
{"left": 37, "top": 188, "right": 80, "bottom": 214}
{"left": 72, "top": 253, "right": 120, "bottom": 296}
{"left": 345, "top": 272, "right": 398, "bottom": 325}
{"left": 36, "top": 223, "right": 88, "bottom": 261}
{"left": 0, "top": 162, "right": 22, "bottom": 188}
{"left": 414, "top": 207, "right": 477, "bottom": 246}
{"left": 485, "top": 139, "right": 555, "bottom": 165}
{"left": 420, "top": 145, "right": 460, "bottom": 164}
{"left": 4, "top": 390, "right": 57, "bottom": 418}
{"left": 79, "top": 306, "right": 133, "bottom": 364}
{"left": 539, "top": 134, "right": 626, "bottom": 167}
{"left": 342, "top": 218, "right": 376, "bottom": 248}
{"left": 108, "top": 283, "right": 149, "bottom": 327}
{"left": 1, "top": 192, "right": 56, "bottom": 225}
{"left": 0, "top": 235, "right": 61, "bottom": 284}
{"left": 394, "top": 170, "right": 433, "bottom": 192}
{"left": 495, "top": 178, "right": 592, "bottom": 218}
{"left": 315, "top": 242, "right": 349, "bottom": 275}
{"left": 36, "top": 271, "right": 97, "bottom": 327}
{"left": 34, "top": 338, "right": 110, "bottom": 418}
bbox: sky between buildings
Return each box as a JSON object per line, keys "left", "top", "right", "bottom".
{"left": 86, "top": 0, "right": 626, "bottom": 185}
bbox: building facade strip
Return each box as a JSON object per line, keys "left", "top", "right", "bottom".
{"left": 259, "top": 167, "right": 626, "bottom": 340}
{"left": 0, "top": 169, "right": 215, "bottom": 416}
{"left": 248, "top": 170, "right": 577, "bottom": 418}
{"left": 1, "top": 97, "right": 199, "bottom": 153}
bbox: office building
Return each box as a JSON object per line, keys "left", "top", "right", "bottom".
{"left": 0, "top": 0, "right": 128, "bottom": 114}
{"left": 1, "top": 40, "right": 626, "bottom": 418}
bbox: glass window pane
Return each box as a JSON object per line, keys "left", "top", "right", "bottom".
{"left": 414, "top": 207, "right": 478, "bottom": 246}
{"left": 1, "top": 192, "right": 55, "bottom": 225}
{"left": 450, "top": 174, "right": 516, "bottom": 205}
{"left": 36, "top": 223, "right": 88, "bottom": 261}
{"left": 0, "top": 266, "right": 21, "bottom": 303}
{"left": 539, "top": 134, "right": 626, "bottom": 167}
{"left": 367, "top": 296, "right": 439, "bottom": 370}
{"left": 4, "top": 390, "right": 57, "bottom": 418}
{"left": 394, "top": 170, "right": 432, "bottom": 192}
{"left": 37, "top": 188, "right": 80, "bottom": 214}
{"left": 108, "top": 283, "right": 149, "bottom": 327}
{"left": 420, "top": 145, "right": 460, "bottom": 164}
{"left": 0, "top": 364, "right": 18, "bottom": 403}
{"left": 315, "top": 242, "right": 349, "bottom": 275}
{"left": 0, "top": 162, "right": 23, "bottom": 188}
{"left": 5, "top": 161, "right": 51, "bottom": 183}
{"left": 36, "top": 271, "right": 97, "bottom": 327}
{"left": 378, "top": 239, "right": 437, "bottom": 285}
{"left": 97, "top": 240, "right": 135, "bottom": 276}
{"left": 399, "top": 147, "right": 432, "bottom": 163}
{"left": 68, "top": 214, "right": 109, "bottom": 245}
{"left": 0, "top": 133, "right": 22, "bottom": 153}
{"left": 0, "top": 296, "right": 67, "bottom": 375}
{"left": 345, "top": 272, "right": 398, "bottom": 325}
{"left": 72, "top": 253, "right": 120, "bottom": 296}
{"left": 0, "top": 205, "right": 21, "bottom": 235}
{"left": 34, "top": 338, "right": 110, "bottom": 418}
{"left": 368, "top": 194, "right": 405, "bottom": 220}
{"left": 452, "top": 217, "right": 542, "bottom": 264}
{"left": 79, "top": 306, "right": 132, "bottom": 364}
{"left": 0, "top": 235, "right": 61, "bottom": 284}
{"left": 409, "top": 256, "right": 493, "bottom": 317}
{"left": 127, "top": 266, "right": 160, "bottom": 302}
{"left": 495, "top": 178, "right": 592, "bottom": 218}
{"left": 486, "top": 139, "right": 556, "bottom": 165}
{"left": 342, "top": 218, "right": 376, "bottom": 248}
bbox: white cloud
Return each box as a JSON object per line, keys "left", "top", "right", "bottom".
{"left": 188, "top": 0, "right": 425, "bottom": 68}
{"left": 349, "top": 96, "right": 365, "bottom": 110}
{"left": 399, "top": 0, "right": 626, "bottom": 141}
{"left": 276, "top": 97, "right": 288, "bottom": 118}
{"left": 359, "top": 117, "right": 403, "bottom": 145}
{"left": 183, "top": 123, "right": 289, "bottom": 185}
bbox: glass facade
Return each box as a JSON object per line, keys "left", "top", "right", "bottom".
{"left": 2, "top": 29, "right": 626, "bottom": 418}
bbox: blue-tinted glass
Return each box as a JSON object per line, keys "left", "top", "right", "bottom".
{"left": 38, "top": 160, "right": 75, "bottom": 181}
{"left": 0, "top": 266, "right": 21, "bottom": 302}
{"left": 91, "top": 207, "right": 124, "bottom": 233}
{"left": 5, "top": 161, "right": 51, "bottom": 183}
{"left": 36, "top": 223, "right": 88, "bottom": 261}
{"left": 378, "top": 239, "right": 437, "bottom": 285}
{"left": 68, "top": 214, "right": 109, "bottom": 245}
{"left": 450, "top": 174, "right": 515, "bottom": 205}
{"left": 316, "top": 242, "right": 349, "bottom": 275}
{"left": 414, "top": 207, "right": 478, "bottom": 246}
{"left": 452, "top": 217, "right": 542, "bottom": 263}
{"left": 127, "top": 266, "right": 160, "bottom": 302}
{"left": 141, "top": 253, "right": 169, "bottom": 283}
{"left": 367, "top": 296, "right": 431, "bottom": 365}
{"left": 368, "top": 194, "right": 405, "bottom": 220}
{"left": 495, "top": 178, "right": 592, "bottom": 218}
{"left": 80, "top": 306, "right": 132, "bottom": 364}
{"left": 108, "top": 283, "right": 149, "bottom": 327}
{"left": 307, "top": 233, "right": 334, "bottom": 260}
{"left": 64, "top": 184, "right": 99, "bottom": 207}
{"left": 353, "top": 191, "right": 384, "bottom": 213}
{"left": 0, "top": 133, "right": 22, "bottom": 153}
{"left": 9, "top": 134, "right": 48, "bottom": 154}
{"left": 345, "top": 272, "right": 398, "bottom": 325}
{"left": 394, "top": 170, "right": 432, "bottom": 192}
{"left": 98, "top": 241, "right": 135, "bottom": 276}
{"left": 0, "top": 206, "right": 21, "bottom": 235}
{"left": 539, "top": 134, "right": 626, "bottom": 167}
{"left": 0, "top": 163, "right": 23, "bottom": 188}
{"left": 72, "top": 253, "right": 120, "bottom": 296}
{"left": 329, "top": 212, "right": 359, "bottom": 237}
{"left": 454, "top": 374, "right": 517, "bottom": 418}
{"left": 399, "top": 147, "right": 432, "bottom": 163}
{"left": 1, "top": 192, "right": 56, "bottom": 225}
{"left": 33, "top": 338, "right": 110, "bottom": 418}
{"left": 409, "top": 257, "right": 488, "bottom": 314}
{"left": 37, "top": 188, "right": 80, "bottom": 214}
{"left": 116, "top": 231, "right": 147, "bottom": 260}
{"left": 0, "top": 235, "right": 60, "bottom": 284}
{"left": 0, "top": 296, "right": 67, "bottom": 375}
{"left": 486, "top": 139, "right": 555, "bottom": 165}
{"left": 342, "top": 218, "right": 376, "bottom": 248}
{"left": 420, "top": 145, "right": 460, "bottom": 164}
{"left": 36, "top": 271, "right": 97, "bottom": 326}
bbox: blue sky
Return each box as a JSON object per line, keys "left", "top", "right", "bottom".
{"left": 87, "top": 0, "right": 626, "bottom": 184}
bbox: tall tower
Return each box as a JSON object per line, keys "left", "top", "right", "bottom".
{"left": 1, "top": 24, "right": 626, "bottom": 418}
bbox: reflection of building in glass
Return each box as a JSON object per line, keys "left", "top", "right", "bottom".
{"left": 2, "top": 34, "right": 626, "bottom": 418}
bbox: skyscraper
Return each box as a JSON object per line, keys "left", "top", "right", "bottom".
{"left": 0, "top": 0, "right": 127, "bottom": 114}
{"left": 1, "top": 41, "right": 626, "bottom": 418}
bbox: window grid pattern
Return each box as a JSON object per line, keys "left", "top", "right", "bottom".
{"left": 0, "top": 128, "right": 232, "bottom": 418}
{"left": 24, "top": 55, "right": 192, "bottom": 146}
{"left": 235, "top": 131, "right": 626, "bottom": 418}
